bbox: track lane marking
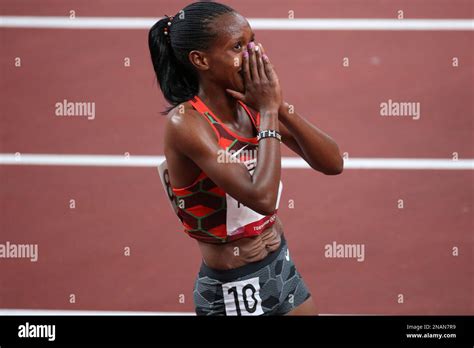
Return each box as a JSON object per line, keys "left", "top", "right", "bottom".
{"left": 0, "top": 153, "right": 472, "bottom": 170}
{"left": 1, "top": 16, "right": 473, "bottom": 30}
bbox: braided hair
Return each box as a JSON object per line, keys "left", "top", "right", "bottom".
{"left": 148, "top": 1, "right": 235, "bottom": 114}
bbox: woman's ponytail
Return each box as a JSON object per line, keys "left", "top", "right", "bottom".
{"left": 148, "top": 2, "right": 234, "bottom": 114}
{"left": 148, "top": 17, "right": 198, "bottom": 114}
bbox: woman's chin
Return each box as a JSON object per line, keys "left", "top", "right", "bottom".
{"left": 234, "top": 80, "right": 245, "bottom": 93}
{"left": 228, "top": 85, "right": 245, "bottom": 95}
{"left": 235, "top": 74, "right": 245, "bottom": 92}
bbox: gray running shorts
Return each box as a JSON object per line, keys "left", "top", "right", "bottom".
{"left": 193, "top": 236, "right": 311, "bottom": 316}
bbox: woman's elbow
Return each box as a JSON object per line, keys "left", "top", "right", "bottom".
{"left": 252, "top": 191, "right": 279, "bottom": 216}
{"left": 320, "top": 155, "right": 344, "bottom": 175}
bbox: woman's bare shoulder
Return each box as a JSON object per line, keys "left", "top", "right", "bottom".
{"left": 164, "top": 101, "right": 217, "bottom": 153}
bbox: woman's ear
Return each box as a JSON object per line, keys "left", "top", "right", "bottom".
{"left": 189, "top": 50, "right": 210, "bottom": 71}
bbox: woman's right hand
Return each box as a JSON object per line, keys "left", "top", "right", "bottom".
{"left": 226, "top": 42, "right": 282, "bottom": 113}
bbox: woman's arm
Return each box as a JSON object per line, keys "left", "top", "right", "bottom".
{"left": 278, "top": 102, "right": 343, "bottom": 175}
{"left": 166, "top": 107, "right": 280, "bottom": 216}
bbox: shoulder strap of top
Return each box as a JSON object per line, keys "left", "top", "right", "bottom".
{"left": 189, "top": 96, "right": 220, "bottom": 140}
{"left": 238, "top": 101, "right": 260, "bottom": 131}
{"left": 190, "top": 96, "right": 260, "bottom": 141}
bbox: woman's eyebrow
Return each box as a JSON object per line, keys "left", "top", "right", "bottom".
{"left": 227, "top": 32, "right": 255, "bottom": 47}
{"left": 235, "top": 32, "right": 255, "bottom": 41}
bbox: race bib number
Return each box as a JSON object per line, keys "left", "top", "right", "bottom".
{"left": 226, "top": 157, "right": 283, "bottom": 236}
{"left": 157, "top": 160, "right": 180, "bottom": 216}
{"left": 226, "top": 182, "right": 282, "bottom": 236}
{"left": 222, "top": 277, "right": 264, "bottom": 316}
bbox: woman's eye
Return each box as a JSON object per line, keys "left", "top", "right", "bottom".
{"left": 234, "top": 42, "right": 242, "bottom": 50}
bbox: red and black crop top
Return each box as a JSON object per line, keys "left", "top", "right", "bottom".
{"left": 158, "top": 95, "right": 283, "bottom": 244}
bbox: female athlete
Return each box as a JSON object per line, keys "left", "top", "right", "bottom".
{"left": 148, "top": 1, "right": 343, "bottom": 316}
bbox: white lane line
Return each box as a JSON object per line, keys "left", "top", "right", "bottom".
{"left": 0, "top": 154, "right": 165, "bottom": 167}
{"left": 0, "top": 16, "right": 473, "bottom": 30}
{"left": 0, "top": 154, "right": 472, "bottom": 170}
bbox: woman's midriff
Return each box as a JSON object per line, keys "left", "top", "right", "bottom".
{"left": 197, "top": 216, "right": 284, "bottom": 270}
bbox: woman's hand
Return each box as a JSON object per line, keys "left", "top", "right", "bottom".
{"left": 226, "top": 42, "right": 282, "bottom": 113}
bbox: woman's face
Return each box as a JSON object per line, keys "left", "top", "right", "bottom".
{"left": 203, "top": 12, "right": 255, "bottom": 93}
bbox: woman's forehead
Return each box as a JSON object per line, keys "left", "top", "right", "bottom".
{"left": 213, "top": 12, "right": 253, "bottom": 44}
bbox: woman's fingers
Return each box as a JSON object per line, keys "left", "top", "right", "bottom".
{"left": 248, "top": 42, "right": 260, "bottom": 82}
{"left": 256, "top": 43, "right": 267, "bottom": 80}
{"left": 225, "top": 88, "right": 245, "bottom": 102}
{"left": 242, "top": 49, "right": 251, "bottom": 83}
{"left": 262, "top": 50, "right": 276, "bottom": 82}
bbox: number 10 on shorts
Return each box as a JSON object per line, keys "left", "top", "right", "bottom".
{"left": 222, "top": 277, "right": 264, "bottom": 316}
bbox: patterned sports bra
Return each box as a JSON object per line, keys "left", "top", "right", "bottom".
{"left": 158, "top": 95, "right": 283, "bottom": 244}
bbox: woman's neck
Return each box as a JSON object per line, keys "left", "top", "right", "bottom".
{"left": 197, "top": 83, "right": 239, "bottom": 123}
